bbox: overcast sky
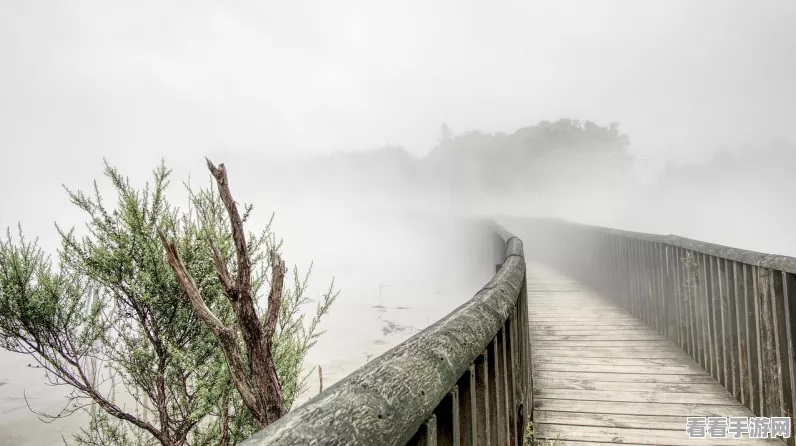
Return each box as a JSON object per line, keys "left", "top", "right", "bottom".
{"left": 2, "top": 0, "right": 796, "bottom": 242}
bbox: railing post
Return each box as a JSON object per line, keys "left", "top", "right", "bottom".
{"left": 409, "top": 415, "right": 438, "bottom": 446}
{"left": 433, "top": 389, "right": 459, "bottom": 446}
{"left": 522, "top": 268, "right": 532, "bottom": 421}
{"left": 781, "top": 272, "right": 796, "bottom": 445}
{"left": 499, "top": 328, "right": 511, "bottom": 444}
{"left": 474, "top": 351, "right": 491, "bottom": 446}
{"left": 488, "top": 339, "right": 503, "bottom": 445}
{"left": 506, "top": 316, "right": 518, "bottom": 445}
{"left": 458, "top": 365, "right": 477, "bottom": 445}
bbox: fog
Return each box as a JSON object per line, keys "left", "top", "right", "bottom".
{"left": 2, "top": 0, "right": 795, "bottom": 444}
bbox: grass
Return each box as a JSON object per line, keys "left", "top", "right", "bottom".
{"left": 523, "top": 421, "right": 562, "bottom": 446}
{"left": 523, "top": 420, "right": 533, "bottom": 445}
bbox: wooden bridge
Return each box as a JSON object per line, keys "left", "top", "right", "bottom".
{"left": 241, "top": 218, "right": 795, "bottom": 446}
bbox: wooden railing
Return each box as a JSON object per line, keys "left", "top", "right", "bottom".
{"left": 240, "top": 224, "right": 532, "bottom": 446}
{"left": 516, "top": 217, "right": 796, "bottom": 446}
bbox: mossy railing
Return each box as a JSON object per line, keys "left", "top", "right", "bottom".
{"left": 240, "top": 224, "right": 531, "bottom": 445}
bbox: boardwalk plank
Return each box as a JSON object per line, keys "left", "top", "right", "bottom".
{"left": 534, "top": 398, "right": 756, "bottom": 416}
{"left": 534, "top": 424, "right": 783, "bottom": 445}
{"left": 534, "top": 364, "right": 704, "bottom": 374}
{"left": 533, "top": 371, "right": 718, "bottom": 384}
{"left": 531, "top": 330, "right": 662, "bottom": 337}
{"left": 535, "top": 411, "right": 696, "bottom": 430}
{"left": 527, "top": 262, "right": 783, "bottom": 445}
{"left": 535, "top": 388, "right": 738, "bottom": 405}
{"left": 534, "top": 357, "right": 699, "bottom": 366}
{"left": 531, "top": 348, "right": 693, "bottom": 358}
{"left": 529, "top": 317, "right": 644, "bottom": 322}
{"left": 530, "top": 324, "right": 650, "bottom": 329}
{"left": 534, "top": 379, "right": 732, "bottom": 394}
{"left": 533, "top": 442, "right": 648, "bottom": 446}
{"left": 531, "top": 335, "right": 666, "bottom": 341}
{"left": 532, "top": 344, "right": 683, "bottom": 352}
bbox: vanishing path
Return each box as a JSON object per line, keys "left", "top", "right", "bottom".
{"left": 528, "top": 262, "right": 784, "bottom": 445}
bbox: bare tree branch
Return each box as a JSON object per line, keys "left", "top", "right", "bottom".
{"left": 262, "top": 251, "right": 285, "bottom": 343}
{"left": 208, "top": 238, "right": 236, "bottom": 299}
{"left": 157, "top": 229, "right": 261, "bottom": 417}
{"left": 205, "top": 158, "right": 251, "bottom": 297}
{"left": 203, "top": 159, "right": 286, "bottom": 425}
{"left": 157, "top": 230, "right": 226, "bottom": 336}
{"left": 218, "top": 387, "right": 230, "bottom": 446}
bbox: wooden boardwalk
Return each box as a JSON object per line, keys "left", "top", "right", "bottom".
{"left": 528, "top": 262, "right": 785, "bottom": 446}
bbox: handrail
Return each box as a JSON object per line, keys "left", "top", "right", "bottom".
{"left": 240, "top": 223, "right": 531, "bottom": 446}
{"left": 513, "top": 217, "right": 796, "bottom": 446}
{"left": 508, "top": 216, "right": 796, "bottom": 274}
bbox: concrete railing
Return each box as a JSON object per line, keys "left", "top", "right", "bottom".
{"left": 515, "top": 217, "right": 796, "bottom": 446}
{"left": 240, "top": 224, "right": 531, "bottom": 446}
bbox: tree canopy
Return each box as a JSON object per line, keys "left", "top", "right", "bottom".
{"left": 0, "top": 160, "right": 337, "bottom": 445}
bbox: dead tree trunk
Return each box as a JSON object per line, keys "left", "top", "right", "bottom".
{"left": 158, "top": 159, "right": 286, "bottom": 427}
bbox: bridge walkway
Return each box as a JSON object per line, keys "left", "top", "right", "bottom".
{"left": 528, "top": 262, "right": 784, "bottom": 445}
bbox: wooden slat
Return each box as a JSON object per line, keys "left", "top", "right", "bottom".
{"left": 757, "top": 267, "right": 782, "bottom": 418}
{"left": 530, "top": 335, "right": 666, "bottom": 341}
{"left": 535, "top": 411, "right": 701, "bottom": 430}
{"left": 531, "top": 341, "right": 675, "bottom": 347}
{"left": 474, "top": 352, "right": 490, "bottom": 446}
{"left": 534, "top": 398, "right": 756, "bottom": 417}
{"left": 457, "top": 365, "right": 476, "bottom": 445}
{"left": 534, "top": 379, "right": 731, "bottom": 394}
{"left": 534, "top": 424, "right": 783, "bottom": 445}
{"left": 529, "top": 313, "right": 639, "bottom": 317}
{"left": 532, "top": 344, "right": 685, "bottom": 352}
{"left": 534, "top": 357, "right": 704, "bottom": 367}
{"left": 531, "top": 329, "right": 660, "bottom": 336}
{"left": 529, "top": 320, "right": 642, "bottom": 324}
{"left": 533, "top": 371, "right": 718, "bottom": 384}
{"left": 530, "top": 311, "right": 633, "bottom": 316}
{"left": 531, "top": 348, "right": 688, "bottom": 359}
{"left": 533, "top": 364, "right": 703, "bottom": 374}
{"left": 529, "top": 301, "right": 622, "bottom": 304}
{"left": 534, "top": 388, "right": 738, "bottom": 405}
{"left": 527, "top": 263, "right": 784, "bottom": 446}
{"left": 530, "top": 323, "right": 650, "bottom": 329}
{"left": 782, "top": 272, "right": 796, "bottom": 446}
{"left": 533, "top": 441, "right": 647, "bottom": 446}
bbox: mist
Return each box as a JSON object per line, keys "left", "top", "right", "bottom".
{"left": 2, "top": 0, "right": 795, "bottom": 444}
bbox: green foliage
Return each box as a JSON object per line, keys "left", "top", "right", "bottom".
{"left": 523, "top": 420, "right": 534, "bottom": 446}
{"left": 0, "top": 160, "right": 337, "bottom": 445}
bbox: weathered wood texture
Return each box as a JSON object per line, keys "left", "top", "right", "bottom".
{"left": 241, "top": 225, "right": 531, "bottom": 445}
{"left": 510, "top": 217, "right": 796, "bottom": 446}
{"left": 528, "top": 264, "right": 785, "bottom": 445}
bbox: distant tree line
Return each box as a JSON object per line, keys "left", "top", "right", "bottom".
{"left": 291, "top": 118, "right": 633, "bottom": 199}
{"left": 426, "top": 119, "right": 631, "bottom": 194}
